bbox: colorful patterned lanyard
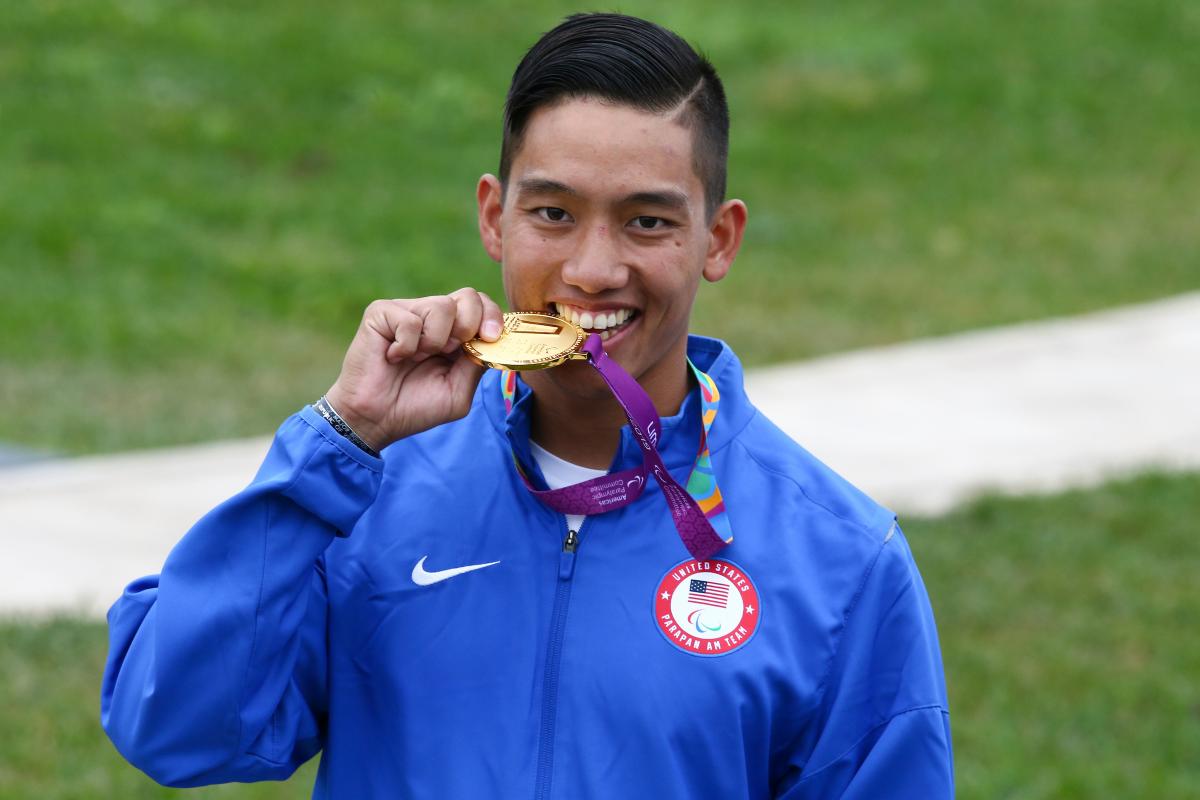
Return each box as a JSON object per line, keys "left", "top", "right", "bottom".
{"left": 501, "top": 358, "right": 733, "bottom": 550}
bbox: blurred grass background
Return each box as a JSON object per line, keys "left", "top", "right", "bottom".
{"left": 2, "top": 0, "right": 1198, "bottom": 453}
{"left": 2, "top": 0, "right": 1198, "bottom": 797}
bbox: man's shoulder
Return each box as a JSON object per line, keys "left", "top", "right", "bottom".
{"left": 690, "top": 334, "right": 895, "bottom": 548}
{"left": 722, "top": 406, "right": 929, "bottom": 660}
{"left": 724, "top": 407, "right": 896, "bottom": 543}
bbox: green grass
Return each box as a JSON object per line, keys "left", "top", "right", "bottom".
{"left": 0, "top": 620, "right": 317, "bottom": 799}
{"left": 2, "top": 472, "right": 1196, "bottom": 798}
{"left": 914, "top": 473, "right": 1200, "bottom": 798}
{"left": 2, "top": 0, "right": 1199, "bottom": 453}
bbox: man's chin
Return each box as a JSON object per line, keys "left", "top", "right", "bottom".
{"left": 554, "top": 359, "right": 616, "bottom": 394}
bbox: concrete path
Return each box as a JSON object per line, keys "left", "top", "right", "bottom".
{"left": 746, "top": 291, "right": 1199, "bottom": 515}
{"left": 3, "top": 292, "right": 1198, "bottom": 617}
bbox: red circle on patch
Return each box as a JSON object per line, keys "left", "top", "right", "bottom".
{"left": 653, "top": 559, "right": 760, "bottom": 657}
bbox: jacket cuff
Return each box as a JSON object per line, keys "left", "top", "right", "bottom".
{"left": 275, "top": 406, "right": 385, "bottom": 535}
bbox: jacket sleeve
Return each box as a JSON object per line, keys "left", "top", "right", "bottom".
{"left": 777, "top": 524, "right": 954, "bottom": 799}
{"left": 100, "top": 406, "right": 383, "bottom": 787}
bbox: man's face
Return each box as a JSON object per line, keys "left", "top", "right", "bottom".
{"left": 477, "top": 97, "right": 745, "bottom": 401}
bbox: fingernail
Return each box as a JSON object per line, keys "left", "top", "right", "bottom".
{"left": 482, "top": 320, "right": 501, "bottom": 340}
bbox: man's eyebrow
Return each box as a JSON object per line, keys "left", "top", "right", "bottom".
{"left": 515, "top": 178, "right": 579, "bottom": 197}
{"left": 514, "top": 180, "right": 691, "bottom": 214}
{"left": 621, "top": 190, "right": 690, "bottom": 213}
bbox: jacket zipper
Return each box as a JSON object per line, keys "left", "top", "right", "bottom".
{"left": 533, "top": 525, "right": 580, "bottom": 799}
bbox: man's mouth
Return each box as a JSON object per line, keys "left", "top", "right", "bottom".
{"left": 550, "top": 302, "right": 639, "bottom": 341}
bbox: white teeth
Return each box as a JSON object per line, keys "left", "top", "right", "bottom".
{"left": 600, "top": 329, "right": 612, "bottom": 341}
{"left": 554, "top": 304, "right": 635, "bottom": 334}
{"left": 555, "top": 304, "right": 579, "bottom": 326}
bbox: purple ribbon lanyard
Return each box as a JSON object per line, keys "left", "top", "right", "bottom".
{"left": 520, "top": 334, "right": 728, "bottom": 561}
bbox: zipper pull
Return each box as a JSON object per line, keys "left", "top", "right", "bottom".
{"left": 559, "top": 529, "right": 578, "bottom": 580}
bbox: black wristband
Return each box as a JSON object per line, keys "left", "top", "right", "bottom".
{"left": 313, "top": 396, "right": 382, "bottom": 459}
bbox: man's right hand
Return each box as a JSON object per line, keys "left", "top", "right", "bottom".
{"left": 324, "top": 288, "right": 504, "bottom": 452}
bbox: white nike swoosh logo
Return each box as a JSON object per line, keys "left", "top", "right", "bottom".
{"left": 411, "top": 556, "right": 501, "bottom": 586}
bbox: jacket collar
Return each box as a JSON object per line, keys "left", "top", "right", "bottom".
{"left": 482, "top": 336, "right": 755, "bottom": 482}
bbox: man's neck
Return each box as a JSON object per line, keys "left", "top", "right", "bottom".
{"left": 525, "top": 351, "right": 692, "bottom": 470}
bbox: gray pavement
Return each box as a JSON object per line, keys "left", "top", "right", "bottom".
{"left": 3, "top": 292, "right": 1198, "bottom": 617}
{"left": 747, "top": 291, "right": 1200, "bottom": 515}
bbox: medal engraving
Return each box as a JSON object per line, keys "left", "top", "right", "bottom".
{"left": 509, "top": 318, "right": 564, "bottom": 335}
{"left": 463, "top": 312, "right": 588, "bottom": 370}
{"left": 520, "top": 341, "right": 556, "bottom": 356}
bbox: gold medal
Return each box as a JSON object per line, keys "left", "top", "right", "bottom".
{"left": 463, "top": 312, "right": 590, "bottom": 371}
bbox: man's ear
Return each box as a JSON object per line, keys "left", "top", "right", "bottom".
{"left": 476, "top": 174, "right": 505, "bottom": 263}
{"left": 702, "top": 199, "right": 748, "bottom": 283}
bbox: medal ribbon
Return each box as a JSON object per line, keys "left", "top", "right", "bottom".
{"left": 502, "top": 334, "right": 732, "bottom": 560}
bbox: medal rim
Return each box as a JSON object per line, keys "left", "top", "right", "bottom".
{"left": 462, "top": 312, "right": 587, "bottom": 371}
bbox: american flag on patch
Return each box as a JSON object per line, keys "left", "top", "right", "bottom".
{"left": 688, "top": 579, "right": 730, "bottom": 608}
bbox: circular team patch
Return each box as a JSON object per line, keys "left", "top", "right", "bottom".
{"left": 654, "top": 559, "right": 760, "bottom": 657}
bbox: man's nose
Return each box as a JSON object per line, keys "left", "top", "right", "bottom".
{"left": 561, "top": 223, "right": 628, "bottom": 293}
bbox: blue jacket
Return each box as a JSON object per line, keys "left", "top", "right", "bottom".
{"left": 102, "top": 336, "right": 953, "bottom": 798}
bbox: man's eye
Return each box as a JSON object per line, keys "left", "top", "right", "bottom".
{"left": 632, "top": 216, "right": 667, "bottom": 230}
{"left": 536, "top": 207, "right": 571, "bottom": 223}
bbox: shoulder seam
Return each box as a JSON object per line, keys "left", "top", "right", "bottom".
{"left": 804, "top": 529, "right": 920, "bottom": 746}
{"left": 732, "top": 433, "right": 885, "bottom": 540}
{"left": 797, "top": 703, "right": 950, "bottom": 784}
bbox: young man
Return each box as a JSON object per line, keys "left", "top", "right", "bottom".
{"left": 102, "top": 13, "right": 953, "bottom": 798}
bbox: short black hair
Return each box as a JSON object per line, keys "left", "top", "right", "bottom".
{"left": 501, "top": 13, "right": 729, "bottom": 220}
